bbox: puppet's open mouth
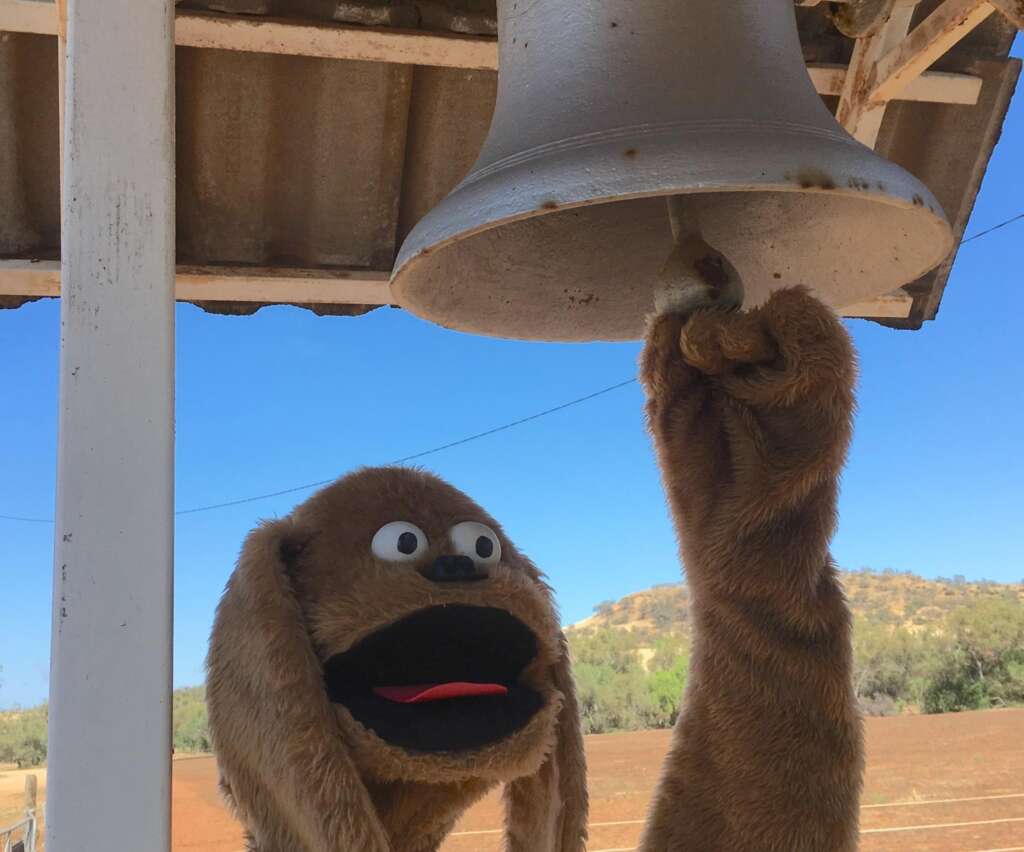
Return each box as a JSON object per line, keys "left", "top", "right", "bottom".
{"left": 323, "top": 605, "right": 544, "bottom": 752}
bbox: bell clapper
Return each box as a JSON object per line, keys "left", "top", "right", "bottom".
{"left": 654, "top": 197, "right": 745, "bottom": 318}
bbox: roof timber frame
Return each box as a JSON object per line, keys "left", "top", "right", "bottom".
{"left": 0, "top": 259, "right": 918, "bottom": 319}
{"left": 0, "top": 0, "right": 1020, "bottom": 321}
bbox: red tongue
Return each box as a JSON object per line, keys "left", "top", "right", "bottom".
{"left": 372, "top": 683, "right": 509, "bottom": 704}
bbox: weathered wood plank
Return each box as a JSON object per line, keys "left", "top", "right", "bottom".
{"left": 836, "top": 6, "right": 916, "bottom": 146}
{"left": 0, "top": 260, "right": 393, "bottom": 305}
{"left": 0, "top": 260, "right": 909, "bottom": 316}
{"left": 0, "top": 0, "right": 988, "bottom": 109}
{"left": 870, "top": 0, "right": 997, "bottom": 104}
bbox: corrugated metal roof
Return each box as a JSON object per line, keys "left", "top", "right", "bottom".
{"left": 0, "top": 1, "right": 1019, "bottom": 325}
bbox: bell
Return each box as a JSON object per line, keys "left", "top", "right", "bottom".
{"left": 391, "top": 0, "right": 953, "bottom": 342}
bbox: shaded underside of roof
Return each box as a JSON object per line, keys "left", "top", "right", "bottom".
{"left": 0, "top": 1, "right": 1019, "bottom": 327}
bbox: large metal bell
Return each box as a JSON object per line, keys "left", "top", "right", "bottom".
{"left": 391, "top": 0, "right": 954, "bottom": 342}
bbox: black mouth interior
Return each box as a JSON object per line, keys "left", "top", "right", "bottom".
{"left": 324, "top": 605, "right": 544, "bottom": 752}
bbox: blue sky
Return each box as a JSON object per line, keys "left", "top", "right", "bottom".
{"left": 2, "top": 48, "right": 1023, "bottom": 709}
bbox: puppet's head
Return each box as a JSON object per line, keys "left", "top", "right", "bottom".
{"left": 207, "top": 467, "right": 587, "bottom": 852}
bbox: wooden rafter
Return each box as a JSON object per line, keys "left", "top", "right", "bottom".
{"left": 0, "top": 0, "right": 50, "bottom": 33}
{"left": 837, "top": 0, "right": 1024, "bottom": 145}
{"left": 810, "top": 63, "right": 981, "bottom": 103}
{"left": 837, "top": 5, "right": 916, "bottom": 146}
{"left": 0, "top": 260, "right": 393, "bottom": 306}
{"left": 0, "top": 0, "right": 987, "bottom": 109}
{"left": 870, "top": 0, "right": 998, "bottom": 104}
{"left": 0, "top": 259, "right": 912, "bottom": 318}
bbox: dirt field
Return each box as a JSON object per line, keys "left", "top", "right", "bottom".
{"left": 2, "top": 708, "right": 1022, "bottom": 851}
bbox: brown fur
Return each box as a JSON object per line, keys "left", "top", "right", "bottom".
{"left": 207, "top": 467, "right": 587, "bottom": 852}
{"left": 638, "top": 287, "right": 864, "bottom": 851}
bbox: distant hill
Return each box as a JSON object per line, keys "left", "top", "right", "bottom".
{"left": 574, "top": 569, "right": 1024, "bottom": 636}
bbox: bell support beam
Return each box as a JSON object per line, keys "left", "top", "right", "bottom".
{"left": 840, "top": 0, "right": 1023, "bottom": 145}
{"left": 837, "top": 5, "right": 917, "bottom": 146}
{"left": 0, "top": 0, "right": 984, "bottom": 108}
{"left": 0, "top": 0, "right": 51, "bottom": 33}
{"left": 810, "top": 63, "right": 981, "bottom": 103}
{"left": 46, "top": 2, "right": 176, "bottom": 852}
{"left": 870, "top": 0, "right": 999, "bottom": 104}
{"left": 0, "top": 258, "right": 912, "bottom": 319}
{"left": 0, "top": 260, "right": 392, "bottom": 305}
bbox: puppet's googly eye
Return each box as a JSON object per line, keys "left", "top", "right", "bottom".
{"left": 371, "top": 521, "right": 428, "bottom": 563}
{"left": 450, "top": 522, "right": 502, "bottom": 566}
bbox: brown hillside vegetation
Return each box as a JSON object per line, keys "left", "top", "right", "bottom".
{"left": 575, "top": 569, "right": 1024, "bottom": 635}
{"left": 566, "top": 569, "right": 1024, "bottom": 729}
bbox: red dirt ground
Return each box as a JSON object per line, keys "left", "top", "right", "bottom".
{"left": 3, "top": 708, "right": 1021, "bottom": 851}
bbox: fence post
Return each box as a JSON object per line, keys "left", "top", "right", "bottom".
{"left": 24, "top": 775, "right": 37, "bottom": 812}
{"left": 24, "top": 775, "right": 37, "bottom": 852}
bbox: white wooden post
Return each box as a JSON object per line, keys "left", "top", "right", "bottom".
{"left": 47, "top": 1, "right": 176, "bottom": 850}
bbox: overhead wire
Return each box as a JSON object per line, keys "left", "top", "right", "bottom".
{"left": 961, "top": 211, "right": 1024, "bottom": 244}
{"left": 3, "top": 209, "right": 1022, "bottom": 525}
{"left": 4, "top": 378, "right": 639, "bottom": 523}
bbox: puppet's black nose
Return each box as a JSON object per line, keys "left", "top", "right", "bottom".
{"left": 425, "top": 555, "right": 488, "bottom": 583}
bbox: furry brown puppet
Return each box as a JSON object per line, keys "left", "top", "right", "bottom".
{"left": 206, "top": 468, "right": 587, "bottom": 852}
{"left": 638, "top": 281, "right": 863, "bottom": 851}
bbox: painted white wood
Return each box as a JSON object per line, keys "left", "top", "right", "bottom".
{"left": 837, "top": 5, "right": 916, "bottom": 146}
{"left": 871, "top": 0, "right": 998, "bottom": 103}
{"left": 0, "top": 0, "right": 52, "bottom": 34}
{"left": 0, "top": 258, "right": 907, "bottom": 318}
{"left": 175, "top": 9, "right": 499, "bottom": 68}
{"left": 0, "top": 260, "right": 392, "bottom": 304}
{"left": 46, "top": 1, "right": 175, "bottom": 851}
{"left": 840, "top": 288, "right": 914, "bottom": 318}
{"left": 808, "top": 63, "right": 982, "bottom": 104}
{"left": 175, "top": 266, "right": 392, "bottom": 304}
{"left": 0, "top": 1, "right": 988, "bottom": 110}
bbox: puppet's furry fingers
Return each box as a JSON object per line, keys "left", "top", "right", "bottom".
{"left": 640, "top": 312, "right": 702, "bottom": 406}
{"left": 682, "top": 286, "right": 856, "bottom": 409}
{"left": 679, "top": 307, "right": 777, "bottom": 376}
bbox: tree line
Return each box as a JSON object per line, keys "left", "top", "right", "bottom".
{"left": 571, "top": 597, "right": 1024, "bottom": 733}
{"left": 2, "top": 597, "right": 1022, "bottom": 767}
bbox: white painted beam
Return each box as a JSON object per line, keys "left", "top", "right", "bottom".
{"left": 0, "top": 1, "right": 986, "bottom": 109}
{"left": 0, "top": 260, "right": 393, "bottom": 305}
{"left": 175, "top": 9, "right": 498, "bottom": 68}
{"left": 840, "top": 289, "right": 914, "bottom": 318}
{"left": 46, "top": 3, "right": 175, "bottom": 852}
{"left": 870, "top": 0, "right": 998, "bottom": 104}
{"left": 808, "top": 63, "right": 982, "bottom": 104}
{"left": 176, "top": 266, "right": 392, "bottom": 304}
{"left": 837, "top": 6, "right": 916, "bottom": 146}
{"left": 0, "top": 0, "right": 52, "bottom": 34}
{"left": 0, "top": 259, "right": 906, "bottom": 318}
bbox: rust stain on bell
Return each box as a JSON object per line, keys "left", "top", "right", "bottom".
{"left": 795, "top": 168, "right": 837, "bottom": 191}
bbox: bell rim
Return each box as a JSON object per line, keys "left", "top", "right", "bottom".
{"left": 393, "top": 184, "right": 954, "bottom": 291}
{"left": 393, "top": 123, "right": 953, "bottom": 287}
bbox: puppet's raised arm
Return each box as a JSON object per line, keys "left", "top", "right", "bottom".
{"left": 638, "top": 287, "right": 863, "bottom": 852}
